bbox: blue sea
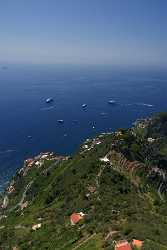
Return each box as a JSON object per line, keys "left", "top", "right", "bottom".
{"left": 0, "top": 64, "right": 167, "bottom": 190}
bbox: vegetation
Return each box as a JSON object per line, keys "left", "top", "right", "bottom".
{"left": 0, "top": 113, "right": 167, "bottom": 249}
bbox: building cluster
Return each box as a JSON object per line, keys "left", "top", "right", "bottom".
{"left": 134, "top": 118, "right": 151, "bottom": 129}
{"left": 18, "top": 152, "right": 64, "bottom": 177}
{"left": 81, "top": 132, "right": 113, "bottom": 154}
{"left": 81, "top": 138, "right": 102, "bottom": 153}
{"left": 31, "top": 212, "right": 85, "bottom": 233}
{"left": 69, "top": 212, "right": 144, "bottom": 249}
{"left": 24, "top": 152, "right": 55, "bottom": 169}
{"left": 115, "top": 239, "right": 143, "bottom": 250}
{"left": 6, "top": 152, "right": 68, "bottom": 196}
{"left": 147, "top": 137, "right": 155, "bottom": 143}
{"left": 6, "top": 180, "right": 15, "bottom": 194}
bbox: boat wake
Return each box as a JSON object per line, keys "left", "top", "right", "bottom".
{"left": 40, "top": 106, "right": 55, "bottom": 111}
{"left": 0, "top": 149, "right": 17, "bottom": 155}
{"left": 125, "top": 103, "right": 154, "bottom": 108}
{"left": 135, "top": 103, "right": 154, "bottom": 107}
{"left": 100, "top": 112, "right": 108, "bottom": 116}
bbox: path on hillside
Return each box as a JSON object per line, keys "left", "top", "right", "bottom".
{"left": 9, "top": 180, "right": 34, "bottom": 212}
{"left": 72, "top": 233, "right": 96, "bottom": 250}
{"left": 42, "top": 159, "right": 62, "bottom": 175}
{"left": 19, "top": 180, "right": 34, "bottom": 205}
{"left": 96, "top": 165, "right": 106, "bottom": 188}
{"left": 95, "top": 164, "right": 106, "bottom": 201}
{"left": 158, "top": 171, "right": 165, "bottom": 201}
{"left": 5, "top": 159, "right": 62, "bottom": 214}
{"left": 158, "top": 173, "right": 165, "bottom": 201}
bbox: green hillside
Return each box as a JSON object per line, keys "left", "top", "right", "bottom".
{"left": 0, "top": 113, "right": 167, "bottom": 250}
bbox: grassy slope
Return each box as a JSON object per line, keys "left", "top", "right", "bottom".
{"left": 0, "top": 113, "right": 167, "bottom": 249}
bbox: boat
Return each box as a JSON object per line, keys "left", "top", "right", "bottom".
{"left": 82, "top": 104, "right": 87, "bottom": 108}
{"left": 57, "top": 119, "right": 64, "bottom": 124}
{"left": 46, "top": 98, "right": 53, "bottom": 103}
{"left": 108, "top": 100, "right": 116, "bottom": 105}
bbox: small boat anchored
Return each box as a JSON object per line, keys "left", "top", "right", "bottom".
{"left": 108, "top": 100, "right": 116, "bottom": 105}
{"left": 57, "top": 119, "right": 64, "bottom": 124}
{"left": 46, "top": 98, "right": 54, "bottom": 104}
{"left": 82, "top": 104, "right": 87, "bottom": 108}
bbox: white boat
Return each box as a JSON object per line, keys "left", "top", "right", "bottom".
{"left": 57, "top": 119, "right": 64, "bottom": 124}
{"left": 108, "top": 100, "right": 116, "bottom": 105}
{"left": 46, "top": 98, "right": 53, "bottom": 103}
{"left": 82, "top": 104, "right": 87, "bottom": 108}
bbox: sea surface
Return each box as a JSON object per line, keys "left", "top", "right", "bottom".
{"left": 0, "top": 64, "right": 167, "bottom": 190}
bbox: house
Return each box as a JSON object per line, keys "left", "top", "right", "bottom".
{"left": 7, "top": 185, "right": 15, "bottom": 194}
{"left": 41, "top": 153, "right": 49, "bottom": 159}
{"left": 132, "top": 239, "right": 143, "bottom": 249}
{"left": 35, "top": 161, "right": 43, "bottom": 168}
{"left": 20, "top": 201, "right": 28, "bottom": 210}
{"left": 100, "top": 156, "right": 110, "bottom": 162}
{"left": 147, "top": 137, "right": 155, "bottom": 143}
{"left": 25, "top": 158, "right": 34, "bottom": 167}
{"left": 83, "top": 144, "right": 89, "bottom": 149}
{"left": 116, "top": 131, "right": 123, "bottom": 137}
{"left": 32, "top": 223, "right": 42, "bottom": 231}
{"left": 70, "top": 212, "right": 85, "bottom": 225}
{"left": 87, "top": 185, "right": 96, "bottom": 193}
{"left": 115, "top": 240, "right": 132, "bottom": 250}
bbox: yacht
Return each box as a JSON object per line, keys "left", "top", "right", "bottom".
{"left": 108, "top": 100, "right": 116, "bottom": 105}
{"left": 82, "top": 104, "right": 87, "bottom": 108}
{"left": 46, "top": 98, "right": 53, "bottom": 103}
{"left": 57, "top": 119, "right": 64, "bottom": 124}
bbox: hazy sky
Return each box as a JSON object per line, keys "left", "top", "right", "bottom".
{"left": 0, "top": 0, "right": 166, "bottom": 66}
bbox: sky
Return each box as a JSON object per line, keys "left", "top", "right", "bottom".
{"left": 0, "top": 0, "right": 167, "bottom": 66}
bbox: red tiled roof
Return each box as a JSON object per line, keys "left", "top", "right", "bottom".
{"left": 115, "top": 240, "right": 132, "bottom": 250}
{"left": 70, "top": 213, "right": 83, "bottom": 224}
{"left": 132, "top": 239, "right": 143, "bottom": 248}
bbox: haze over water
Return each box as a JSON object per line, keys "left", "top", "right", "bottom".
{"left": 0, "top": 64, "right": 167, "bottom": 190}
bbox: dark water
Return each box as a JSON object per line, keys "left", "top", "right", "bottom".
{"left": 0, "top": 64, "right": 167, "bottom": 190}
